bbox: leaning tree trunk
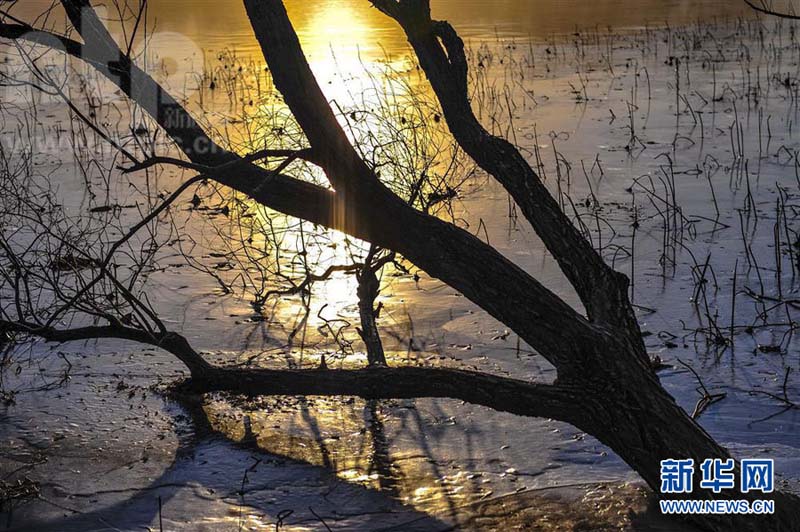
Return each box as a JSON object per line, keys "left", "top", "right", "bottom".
{"left": 240, "top": 2, "right": 800, "bottom": 530}
{"left": 568, "top": 338, "right": 800, "bottom": 531}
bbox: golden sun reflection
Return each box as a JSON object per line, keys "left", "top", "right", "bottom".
{"left": 203, "top": 394, "right": 485, "bottom": 520}
{"left": 288, "top": 1, "right": 412, "bottom": 112}
{"left": 130, "top": 0, "right": 458, "bottom": 344}
{"left": 299, "top": 2, "right": 373, "bottom": 60}
{"left": 297, "top": 2, "right": 380, "bottom": 102}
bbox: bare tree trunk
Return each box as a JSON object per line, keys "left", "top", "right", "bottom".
{"left": 356, "top": 264, "right": 387, "bottom": 366}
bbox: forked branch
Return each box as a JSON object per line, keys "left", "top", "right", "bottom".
{"left": 370, "top": 0, "right": 642, "bottom": 338}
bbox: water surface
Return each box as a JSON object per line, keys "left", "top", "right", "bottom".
{"left": 3, "top": 2, "right": 800, "bottom": 531}
{"left": 14, "top": 0, "right": 750, "bottom": 60}
{"left": 149, "top": 0, "right": 750, "bottom": 57}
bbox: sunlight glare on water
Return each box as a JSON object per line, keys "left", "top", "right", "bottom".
{"left": 127, "top": 0, "right": 751, "bottom": 59}
{"left": 12, "top": 1, "right": 751, "bottom": 67}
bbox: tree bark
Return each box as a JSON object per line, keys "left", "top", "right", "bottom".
{"left": 566, "top": 353, "right": 800, "bottom": 531}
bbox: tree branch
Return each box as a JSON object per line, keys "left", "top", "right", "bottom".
{"left": 370, "top": 0, "right": 641, "bottom": 336}
{"left": 743, "top": 0, "right": 800, "bottom": 19}
{"left": 243, "top": 0, "right": 605, "bottom": 371}
{"left": 185, "top": 365, "right": 582, "bottom": 423}
{"left": 4, "top": 0, "right": 604, "bottom": 370}
{"left": 0, "top": 17, "right": 340, "bottom": 231}
{"left": 119, "top": 149, "right": 316, "bottom": 175}
{"left": 0, "top": 319, "right": 212, "bottom": 375}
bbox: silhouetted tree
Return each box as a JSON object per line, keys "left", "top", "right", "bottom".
{"left": 0, "top": 1, "right": 798, "bottom": 530}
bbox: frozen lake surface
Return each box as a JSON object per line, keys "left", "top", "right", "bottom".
{"left": 1, "top": 3, "right": 799, "bottom": 531}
